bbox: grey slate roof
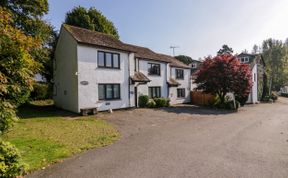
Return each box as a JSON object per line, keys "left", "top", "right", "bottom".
{"left": 130, "top": 72, "right": 151, "bottom": 83}
{"left": 64, "top": 24, "right": 190, "bottom": 68}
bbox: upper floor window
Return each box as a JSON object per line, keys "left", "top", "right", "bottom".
{"left": 98, "top": 51, "right": 120, "bottom": 69}
{"left": 240, "top": 57, "right": 249, "bottom": 63}
{"left": 176, "top": 69, "right": 184, "bottom": 79}
{"left": 148, "top": 63, "right": 160, "bottom": 76}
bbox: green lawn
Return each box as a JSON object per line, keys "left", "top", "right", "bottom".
{"left": 3, "top": 100, "right": 120, "bottom": 172}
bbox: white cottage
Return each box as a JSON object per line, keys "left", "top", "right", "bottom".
{"left": 53, "top": 25, "right": 191, "bottom": 113}
{"left": 237, "top": 53, "right": 265, "bottom": 104}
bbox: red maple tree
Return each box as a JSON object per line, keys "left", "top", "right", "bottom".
{"left": 194, "top": 54, "right": 252, "bottom": 105}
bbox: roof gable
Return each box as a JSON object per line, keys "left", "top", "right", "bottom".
{"left": 157, "top": 54, "right": 191, "bottom": 69}
{"left": 63, "top": 24, "right": 133, "bottom": 52}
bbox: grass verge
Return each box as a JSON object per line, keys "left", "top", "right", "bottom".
{"left": 3, "top": 100, "right": 119, "bottom": 172}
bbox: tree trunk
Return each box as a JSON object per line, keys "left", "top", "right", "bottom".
{"left": 261, "top": 72, "right": 269, "bottom": 100}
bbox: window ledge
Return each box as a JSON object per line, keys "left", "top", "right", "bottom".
{"left": 99, "top": 99, "right": 122, "bottom": 101}
{"left": 148, "top": 74, "right": 161, "bottom": 77}
{"left": 97, "top": 67, "right": 121, "bottom": 70}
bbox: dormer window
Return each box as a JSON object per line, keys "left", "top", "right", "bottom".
{"left": 191, "top": 63, "right": 197, "bottom": 68}
{"left": 240, "top": 57, "right": 249, "bottom": 63}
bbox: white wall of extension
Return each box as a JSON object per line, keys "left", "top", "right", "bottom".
{"left": 169, "top": 67, "right": 191, "bottom": 104}
{"left": 137, "top": 59, "right": 169, "bottom": 98}
{"left": 247, "top": 64, "right": 258, "bottom": 104}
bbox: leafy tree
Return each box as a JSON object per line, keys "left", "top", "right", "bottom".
{"left": 285, "top": 38, "right": 288, "bottom": 47}
{"left": 262, "top": 38, "right": 288, "bottom": 90}
{"left": 217, "top": 45, "right": 234, "bottom": 55}
{"left": 194, "top": 54, "right": 252, "bottom": 105}
{"left": 0, "top": 7, "right": 39, "bottom": 176}
{"left": 0, "top": 8, "right": 40, "bottom": 132}
{"left": 65, "top": 6, "right": 119, "bottom": 39}
{"left": 1, "top": 0, "right": 56, "bottom": 85}
{"left": 174, "top": 55, "right": 194, "bottom": 65}
{"left": 252, "top": 44, "right": 260, "bottom": 54}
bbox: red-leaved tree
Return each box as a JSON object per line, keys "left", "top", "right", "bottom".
{"left": 194, "top": 54, "right": 252, "bottom": 105}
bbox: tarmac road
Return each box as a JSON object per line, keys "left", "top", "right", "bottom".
{"left": 27, "top": 97, "right": 288, "bottom": 178}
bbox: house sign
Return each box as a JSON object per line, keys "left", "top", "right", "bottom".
{"left": 80, "top": 81, "right": 89, "bottom": 85}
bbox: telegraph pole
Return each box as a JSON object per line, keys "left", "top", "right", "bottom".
{"left": 170, "top": 46, "right": 179, "bottom": 56}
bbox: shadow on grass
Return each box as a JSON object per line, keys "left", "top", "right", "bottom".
{"left": 160, "top": 104, "right": 236, "bottom": 116}
{"left": 17, "top": 103, "right": 78, "bottom": 119}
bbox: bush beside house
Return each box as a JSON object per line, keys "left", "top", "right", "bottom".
{"left": 30, "top": 82, "right": 52, "bottom": 101}
{"left": 194, "top": 54, "right": 252, "bottom": 107}
{"left": 138, "top": 96, "right": 170, "bottom": 108}
{"left": 138, "top": 95, "right": 149, "bottom": 108}
{"left": 0, "top": 141, "right": 25, "bottom": 177}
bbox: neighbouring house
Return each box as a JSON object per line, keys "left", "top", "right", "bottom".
{"left": 189, "top": 59, "right": 202, "bottom": 90}
{"left": 53, "top": 24, "right": 191, "bottom": 113}
{"left": 189, "top": 59, "right": 202, "bottom": 74}
{"left": 237, "top": 53, "right": 266, "bottom": 103}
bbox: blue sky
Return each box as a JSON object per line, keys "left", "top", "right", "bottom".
{"left": 46, "top": 0, "right": 288, "bottom": 59}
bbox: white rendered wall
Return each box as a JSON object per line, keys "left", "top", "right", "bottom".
{"left": 191, "top": 78, "right": 198, "bottom": 91}
{"left": 247, "top": 65, "right": 258, "bottom": 104}
{"left": 137, "top": 60, "right": 168, "bottom": 98}
{"left": 129, "top": 53, "right": 136, "bottom": 107}
{"left": 169, "top": 67, "right": 191, "bottom": 104}
{"left": 53, "top": 27, "right": 79, "bottom": 112}
{"left": 77, "top": 45, "right": 131, "bottom": 112}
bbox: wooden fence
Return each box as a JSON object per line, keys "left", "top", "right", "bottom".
{"left": 191, "top": 91, "right": 215, "bottom": 106}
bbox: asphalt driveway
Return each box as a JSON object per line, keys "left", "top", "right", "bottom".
{"left": 28, "top": 97, "right": 288, "bottom": 178}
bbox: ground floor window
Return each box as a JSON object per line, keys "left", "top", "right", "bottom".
{"left": 98, "top": 84, "right": 120, "bottom": 100}
{"left": 148, "top": 87, "right": 161, "bottom": 98}
{"left": 177, "top": 88, "right": 185, "bottom": 98}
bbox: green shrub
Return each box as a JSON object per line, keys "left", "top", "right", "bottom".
{"left": 138, "top": 95, "right": 149, "bottom": 108}
{"left": 235, "top": 95, "right": 248, "bottom": 106}
{"left": 154, "top": 98, "right": 166, "bottom": 107}
{"left": 211, "top": 95, "right": 240, "bottom": 110}
{"left": 0, "top": 102, "right": 18, "bottom": 135}
{"left": 30, "top": 82, "right": 51, "bottom": 100}
{"left": 262, "top": 95, "right": 271, "bottom": 102}
{"left": 271, "top": 92, "right": 278, "bottom": 101}
{"left": 235, "top": 101, "right": 241, "bottom": 109}
{"left": 0, "top": 141, "right": 25, "bottom": 177}
{"left": 224, "top": 100, "right": 239, "bottom": 110}
{"left": 146, "top": 99, "right": 156, "bottom": 108}
{"left": 165, "top": 98, "right": 170, "bottom": 107}
{"left": 211, "top": 95, "right": 227, "bottom": 109}
{"left": 262, "top": 93, "right": 278, "bottom": 103}
{"left": 281, "top": 93, "right": 288, "bottom": 97}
